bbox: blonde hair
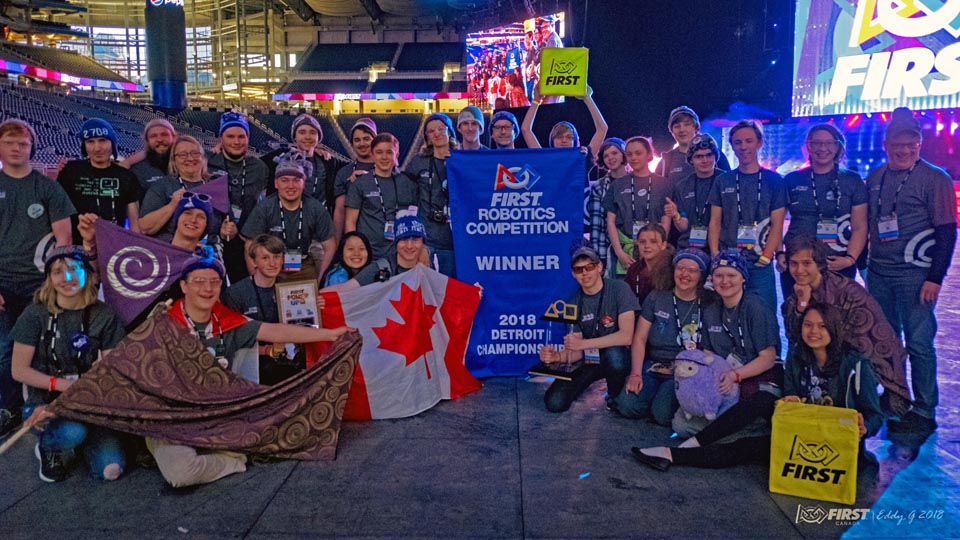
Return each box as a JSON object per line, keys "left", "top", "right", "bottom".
{"left": 34, "top": 259, "right": 100, "bottom": 315}
{"left": 169, "top": 135, "right": 210, "bottom": 179}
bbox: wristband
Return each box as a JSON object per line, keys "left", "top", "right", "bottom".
{"left": 761, "top": 250, "right": 774, "bottom": 260}
{"left": 734, "top": 371, "right": 742, "bottom": 384}
{"left": 49, "top": 376, "right": 57, "bottom": 392}
{"left": 758, "top": 255, "right": 771, "bottom": 265}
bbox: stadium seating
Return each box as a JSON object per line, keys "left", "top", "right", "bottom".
{"left": 297, "top": 43, "right": 398, "bottom": 72}
{"left": 369, "top": 78, "right": 444, "bottom": 93}
{"left": 173, "top": 108, "right": 279, "bottom": 152}
{"left": 0, "top": 41, "right": 132, "bottom": 83}
{"left": 278, "top": 79, "right": 370, "bottom": 94}
{"left": 394, "top": 43, "right": 464, "bottom": 71}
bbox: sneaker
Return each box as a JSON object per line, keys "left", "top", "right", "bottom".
{"left": 887, "top": 411, "right": 937, "bottom": 434}
{"left": 34, "top": 443, "right": 72, "bottom": 483}
{"left": 0, "top": 408, "right": 20, "bottom": 437}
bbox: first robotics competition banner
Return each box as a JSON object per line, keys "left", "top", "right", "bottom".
{"left": 792, "top": 0, "right": 960, "bottom": 116}
{"left": 448, "top": 148, "right": 584, "bottom": 377}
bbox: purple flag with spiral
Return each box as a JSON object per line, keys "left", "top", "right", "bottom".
{"left": 95, "top": 220, "right": 194, "bottom": 325}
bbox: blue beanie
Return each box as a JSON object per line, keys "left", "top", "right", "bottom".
{"left": 80, "top": 118, "right": 118, "bottom": 159}
{"left": 180, "top": 245, "right": 226, "bottom": 282}
{"left": 219, "top": 111, "right": 249, "bottom": 137}
{"left": 673, "top": 248, "right": 711, "bottom": 272}
{"left": 490, "top": 111, "right": 520, "bottom": 139}
{"left": 710, "top": 249, "right": 750, "bottom": 280}
{"left": 424, "top": 113, "right": 455, "bottom": 140}
{"left": 395, "top": 215, "right": 426, "bottom": 242}
{"left": 173, "top": 193, "right": 214, "bottom": 229}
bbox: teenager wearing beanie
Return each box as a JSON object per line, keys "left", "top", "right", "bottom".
{"left": 402, "top": 113, "right": 458, "bottom": 277}
{"left": 261, "top": 113, "right": 346, "bottom": 216}
{"left": 456, "top": 106, "right": 487, "bottom": 150}
{"left": 123, "top": 118, "right": 177, "bottom": 199}
{"left": 657, "top": 106, "right": 731, "bottom": 185}
{"left": 333, "top": 117, "right": 378, "bottom": 241}
{"left": 866, "top": 107, "right": 956, "bottom": 434}
{"left": 57, "top": 118, "right": 141, "bottom": 244}
{"left": 521, "top": 84, "right": 608, "bottom": 159}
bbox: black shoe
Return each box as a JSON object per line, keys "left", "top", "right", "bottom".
{"left": 887, "top": 411, "right": 937, "bottom": 434}
{"left": 35, "top": 443, "right": 73, "bottom": 483}
{"left": 630, "top": 447, "right": 671, "bottom": 472}
{"left": 0, "top": 408, "right": 20, "bottom": 437}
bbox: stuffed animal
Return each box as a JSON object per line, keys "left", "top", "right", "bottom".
{"left": 673, "top": 349, "right": 740, "bottom": 420}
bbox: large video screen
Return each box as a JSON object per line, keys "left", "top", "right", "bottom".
{"left": 465, "top": 12, "right": 566, "bottom": 109}
{"left": 793, "top": 1, "right": 960, "bottom": 117}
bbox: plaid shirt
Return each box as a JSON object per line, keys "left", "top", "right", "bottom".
{"left": 588, "top": 175, "right": 615, "bottom": 262}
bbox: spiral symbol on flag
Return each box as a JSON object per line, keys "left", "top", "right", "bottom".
{"left": 106, "top": 247, "right": 173, "bottom": 299}
{"left": 753, "top": 217, "right": 771, "bottom": 255}
{"left": 830, "top": 213, "right": 852, "bottom": 253}
{"left": 33, "top": 232, "right": 57, "bottom": 272}
{"left": 904, "top": 228, "right": 935, "bottom": 268}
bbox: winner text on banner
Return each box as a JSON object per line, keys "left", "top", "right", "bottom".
{"left": 448, "top": 148, "right": 585, "bottom": 376}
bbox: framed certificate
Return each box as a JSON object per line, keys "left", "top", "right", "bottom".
{"left": 275, "top": 280, "right": 319, "bottom": 327}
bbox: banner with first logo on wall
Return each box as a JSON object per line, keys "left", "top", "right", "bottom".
{"left": 447, "top": 148, "right": 585, "bottom": 377}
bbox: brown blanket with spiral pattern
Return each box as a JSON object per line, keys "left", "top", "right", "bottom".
{"left": 47, "top": 310, "right": 360, "bottom": 460}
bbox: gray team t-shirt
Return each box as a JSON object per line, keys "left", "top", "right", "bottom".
{"left": 783, "top": 167, "right": 867, "bottom": 254}
{"left": 241, "top": 193, "right": 333, "bottom": 254}
{"left": 334, "top": 161, "right": 375, "bottom": 198}
{"left": 206, "top": 153, "right": 269, "bottom": 229}
{"left": 569, "top": 278, "right": 641, "bottom": 340}
{"left": 129, "top": 159, "right": 169, "bottom": 199}
{"left": 404, "top": 154, "right": 453, "bottom": 250}
{"left": 0, "top": 169, "right": 76, "bottom": 290}
{"left": 140, "top": 175, "right": 223, "bottom": 242}
{"left": 345, "top": 171, "right": 417, "bottom": 259}
{"left": 701, "top": 293, "right": 780, "bottom": 361}
{"left": 866, "top": 159, "right": 957, "bottom": 275}
{"left": 642, "top": 290, "right": 705, "bottom": 362}
{"left": 708, "top": 168, "right": 787, "bottom": 262}
{"left": 673, "top": 172, "right": 718, "bottom": 248}
{"left": 601, "top": 174, "right": 671, "bottom": 238}
{"left": 222, "top": 277, "right": 280, "bottom": 324}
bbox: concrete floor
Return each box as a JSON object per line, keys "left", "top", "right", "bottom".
{"left": 1, "top": 275, "right": 959, "bottom": 539}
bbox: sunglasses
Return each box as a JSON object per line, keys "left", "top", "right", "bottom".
{"left": 182, "top": 191, "right": 212, "bottom": 203}
{"left": 572, "top": 262, "right": 599, "bottom": 275}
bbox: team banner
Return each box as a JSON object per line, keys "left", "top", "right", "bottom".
{"left": 448, "top": 148, "right": 584, "bottom": 377}
{"left": 793, "top": 0, "right": 960, "bottom": 116}
{"left": 539, "top": 47, "right": 588, "bottom": 96}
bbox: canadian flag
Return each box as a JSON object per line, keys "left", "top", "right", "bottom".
{"left": 318, "top": 265, "right": 482, "bottom": 420}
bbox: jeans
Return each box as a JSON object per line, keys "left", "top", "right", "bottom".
{"left": 0, "top": 289, "right": 32, "bottom": 413}
{"left": 614, "top": 360, "right": 678, "bottom": 425}
{"left": 544, "top": 346, "right": 630, "bottom": 413}
{"left": 25, "top": 405, "right": 126, "bottom": 479}
{"left": 429, "top": 247, "right": 457, "bottom": 278}
{"left": 745, "top": 263, "right": 777, "bottom": 315}
{"left": 867, "top": 269, "right": 938, "bottom": 419}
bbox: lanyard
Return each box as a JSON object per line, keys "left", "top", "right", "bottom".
{"left": 877, "top": 162, "right": 916, "bottom": 216}
{"left": 630, "top": 174, "right": 653, "bottom": 221}
{"left": 427, "top": 157, "right": 447, "bottom": 212}
{"left": 252, "top": 283, "right": 274, "bottom": 322}
{"left": 577, "top": 285, "right": 605, "bottom": 336}
{"left": 673, "top": 293, "right": 701, "bottom": 347}
{"left": 178, "top": 176, "right": 205, "bottom": 191}
{"left": 809, "top": 169, "right": 840, "bottom": 219}
{"left": 46, "top": 310, "right": 87, "bottom": 374}
{"left": 224, "top": 154, "right": 247, "bottom": 201}
{"left": 694, "top": 173, "right": 715, "bottom": 225}
{"left": 720, "top": 303, "right": 745, "bottom": 355}
{"left": 279, "top": 201, "right": 303, "bottom": 249}
{"left": 735, "top": 170, "right": 763, "bottom": 225}
{"left": 183, "top": 308, "right": 226, "bottom": 358}
{"left": 373, "top": 174, "right": 398, "bottom": 221}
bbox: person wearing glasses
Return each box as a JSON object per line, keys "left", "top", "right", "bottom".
{"left": 139, "top": 136, "right": 229, "bottom": 245}
{"left": 345, "top": 133, "right": 417, "bottom": 260}
{"left": 241, "top": 150, "right": 336, "bottom": 284}
{"left": 488, "top": 111, "right": 521, "bottom": 149}
{"left": 778, "top": 124, "right": 867, "bottom": 298}
{"left": 671, "top": 134, "right": 722, "bottom": 251}
{"left": 604, "top": 137, "right": 672, "bottom": 278}
{"left": 707, "top": 120, "right": 787, "bottom": 314}
{"left": 11, "top": 246, "right": 127, "bottom": 483}
{"left": 206, "top": 112, "right": 270, "bottom": 283}
{"left": 403, "top": 114, "right": 458, "bottom": 277}
{"left": 615, "top": 248, "right": 713, "bottom": 425}
{"left": 866, "top": 108, "right": 957, "bottom": 435}
{"left": 537, "top": 245, "right": 639, "bottom": 413}
{"left": 144, "top": 250, "right": 351, "bottom": 488}
{"left": 0, "top": 119, "right": 76, "bottom": 438}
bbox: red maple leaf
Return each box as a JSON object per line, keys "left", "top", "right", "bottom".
{"left": 372, "top": 284, "right": 438, "bottom": 379}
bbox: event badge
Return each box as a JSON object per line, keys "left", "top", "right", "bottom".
{"left": 231, "top": 204, "right": 242, "bottom": 222}
{"left": 816, "top": 219, "right": 838, "bottom": 244}
{"left": 384, "top": 220, "right": 395, "bottom": 240}
{"left": 688, "top": 226, "right": 708, "bottom": 248}
{"left": 632, "top": 220, "right": 648, "bottom": 239}
{"left": 584, "top": 347, "right": 600, "bottom": 363}
{"left": 736, "top": 224, "right": 758, "bottom": 249}
{"left": 283, "top": 250, "right": 302, "bottom": 272}
{"left": 71, "top": 333, "right": 91, "bottom": 353}
{"left": 878, "top": 215, "right": 899, "bottom": 242}
{"left": 726, "top": 352, "right": 745, "bottom": 369}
